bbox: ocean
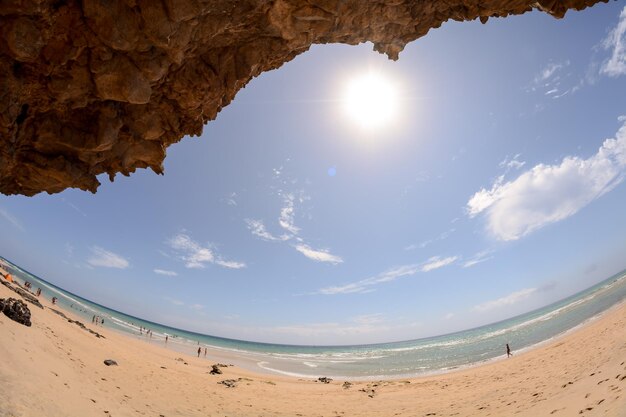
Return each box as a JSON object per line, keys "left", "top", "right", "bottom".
{"left": 2, "top": 256, "right": 625, "bottom": 380}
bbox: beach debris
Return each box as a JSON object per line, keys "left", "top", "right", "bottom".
{"left": 210, "top": 364, "right": 223, "bottom": 375}
{"left": 103, "top": 359, "right": 118, "bottom": 366}
{"left": 317, "top": 377, "right": 333, "bottom": 384}
{"left": 0, "top": 298, "right": 32, "bottom": 326}
{"left": 218, "top": 379, "right": 239, "bottom": 388}
{"left": 49, "top": 308, "right": 105, "bottom": 338}
{"left": 342, "top": 381, "right": 352, "bottom": 389}
{"left": 0, "top": 280, "right": 43, "bottom": 308}
{"left": 359, "top": 388, "right": 376, "bottom": 398}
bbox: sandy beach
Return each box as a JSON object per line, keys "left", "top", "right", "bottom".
{"left": 0, "top": 276, "right": 625, "bottom": 417}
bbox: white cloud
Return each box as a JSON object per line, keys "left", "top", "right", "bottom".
{"left": 168, "top": 233, "right": 245, "bottom": 269}
{"left": 499, "top": 154, "right": 526, "bottom": 171}
{"left": 214, "top": 259, "right": 247, "bottom": 269}
{"left": 468, "top": 119, "right": 626, "bottom": 241}
{"left": 318, "top": 264, "right": 422, "bottom": 295}
{"left": 472, "top": 288, "right": 537, "bottom": 312}
{"left": 318, "top": 255, "right": 458, "bottom": 295}
{"left": 535, "top": 62, "right": 566, "bottom": 83}
{"left": 87, "top": 246, "right": 129, "bottom": 269}
{"left": 154, "top": 269, "right": 178, "bottom": 276}
{"left": 245, "top": 219, "right": 288, "bottom": 242}
{"left": 294, "top": 244, "right": 343, "bottom": 264}
{"left": 421, "top": 256, "right": 457, "bottom": 272}
{"left": 601, "top": 6, "right": 626, "bottom": 77}
{"left": 529, "top": 61, "right": 572, "bottom": 99}
{"left": 278, "top": 194, "right": 300, "bottom": 235}
{"left": 463, "top": 250, "right": 494, "bottom": 268}
{"left": 246, "top": 191, "right": 343, "bottom": 266}
{"left": 0, "top": 207, "right": 24, "bottom": 231}
{"left": 443, "top": 312, "right": 455, "bottom": 320}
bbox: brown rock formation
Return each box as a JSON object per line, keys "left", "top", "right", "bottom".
{"left": 0, "top": 0, "right": 606, "bottom": 196}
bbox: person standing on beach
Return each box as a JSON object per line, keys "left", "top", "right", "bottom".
{"left": 197, "top": 347, "right": 201, "bottom": 357}
{"left": 204, "top": 347, "right": 207, "bottom": 357}
{"left": 506, "top": 343, "right": 512, "bottom": 358}
{"left": 165, "top": 335, "right": 168, "bottom": 343}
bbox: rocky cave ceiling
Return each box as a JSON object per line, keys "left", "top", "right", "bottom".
{"left": 0, "top": 0, "right": 606, "bottom": 196}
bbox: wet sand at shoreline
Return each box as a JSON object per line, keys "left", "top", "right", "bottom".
{"left": 1, "top": 277, "right": 625, "bottom": 417}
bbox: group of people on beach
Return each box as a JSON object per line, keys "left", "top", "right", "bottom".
{"left": 19, "top": 279, "right": 42, "bottom": 297}
{"left": 139, "top": 326, "right": 154, "bottom": 338}
{"left": 91, "top": 315, "right": 105, "bottom": 325}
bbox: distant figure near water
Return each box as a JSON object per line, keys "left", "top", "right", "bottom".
{"left": 506, "top": 343, "right": 512, "bottom": 358}
{"left": 197, "top": 347, "right": 201, "bottom": 357}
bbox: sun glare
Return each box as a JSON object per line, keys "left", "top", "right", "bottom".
{"left": 343, "top": 72, "right": 398, "bottom": 130}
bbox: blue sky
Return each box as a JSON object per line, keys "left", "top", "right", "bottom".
{"left": 1, "top": 4, "right": 626, "bottom": 345}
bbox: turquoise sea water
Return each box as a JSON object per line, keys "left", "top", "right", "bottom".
{"left": 2, "top": 256, "right": 625, "bottom": 380}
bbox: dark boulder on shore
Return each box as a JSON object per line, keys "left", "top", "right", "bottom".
{"left": 103, "top": 359, "right": 118, "bottom": 366}
{"left": 209, "top": 364, "right": 223, "bottom": 375}
{"left": 0, "top": 298, "right": 32, "bottom": 326}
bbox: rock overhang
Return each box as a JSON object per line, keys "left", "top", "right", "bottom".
{"left": 0, "top": 0, "right": 606, "bottom": 196}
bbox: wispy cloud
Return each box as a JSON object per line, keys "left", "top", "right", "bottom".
{"left": 499, "top": 154, "right": 526, "bottom": 171}
{"left": 319, "top": 264, "right": 421, "bottom": 295}
{"left": 601, "top": 6, "right": 626, "bottom": 77}
{"left": 421, "top": 256, "right": 458, "bottom": 272}
{"left": 406, "top": 228, "right": 456, "bottom": 251}
{"left": 472, "top": 288, "right": 537, "bottom": 312}
{"left": 463, "top": 250, "right": 494, "bottom": 268}
{"left": 294, "top": 244, "right": 343, "bottom": 264}
{"left": 154, "top": 269, "right": 178, "bottom": 276}
{"left": 317, "top": 255, "right": 457, "bottom": 296}
{"left": 245, "top": 219, "right": 288, "bottom": 242}
{"left": 0, "top": 207, "right": 24, "bottom": 231}
{"left": 87, "top": 246, "right": 129, "bottom": 269}
{"left": 246, "top": 189, "right": 343, "bottom": 265}
{"left": 60, "top": 198, "right": 88, "bottom": 217}
{"left": 278, "top": 194, "right": 300, "bottom": 235}
{"left": 535, "top": 62, "right": 567, "bottom": 84}
{"left": 529, "top": 60, "right": 572, "bottom": 99}
{"left": 467, "top": 118, "right": 626, "bottom": 241}
{"left": 168, "top": 233, "right": 246, "bottom": 269}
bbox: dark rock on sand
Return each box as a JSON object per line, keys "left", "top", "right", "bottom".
{"left": 0, "top": 298, "right": 32, "bottom": 326}
{"left": 210, "top": 364, "right": 223, "bottom": 375}
{"left": 103, "top": 359, "right": 118, "bottom": 366}
{"left": 218, "top": 379, "right": 238, "bottom": 388}
{"left": 317, "top": 377, "right": 332, "bottom": 384}
{"left": 343, "top": 381, "right": 352, "bottom": 389}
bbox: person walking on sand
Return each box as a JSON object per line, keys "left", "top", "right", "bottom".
{"left": 197, "top": 347, "right": 201, "bottom": 358}
{"left": 204, "top": 347, "right": 207, "bottom": 357}
{"left": 506, "top": 343, "right": 512, "bottom": 358}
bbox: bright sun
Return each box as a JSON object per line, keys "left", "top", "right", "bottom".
{"left": 343, "top": 72, "right": 398, "bottom": 130}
